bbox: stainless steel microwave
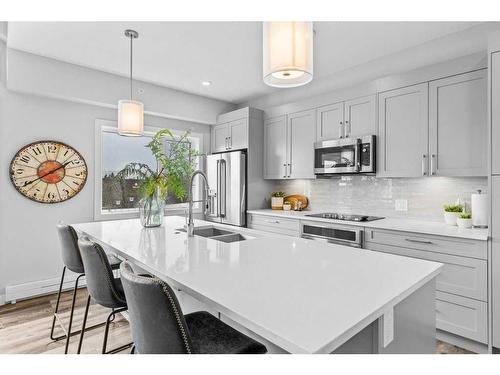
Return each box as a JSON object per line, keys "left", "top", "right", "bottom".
{"left": 314, "top": 135, "right": 376, "bottom": 175}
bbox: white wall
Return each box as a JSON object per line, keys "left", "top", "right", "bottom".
{"left": 6, "top": 48, "right": 235, "bottom": 125}
{"left": 0, "top": 41, "right": 223, "bottom": 302}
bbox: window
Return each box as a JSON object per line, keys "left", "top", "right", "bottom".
{"left": 95, "top": 119, "right": 203, "bottom": 220}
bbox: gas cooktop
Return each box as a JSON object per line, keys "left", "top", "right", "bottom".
{"left": 305, "top": 213, "right": 385, "bottom": 222}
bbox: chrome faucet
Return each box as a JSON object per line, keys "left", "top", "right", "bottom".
{"left": 186, "top": 170, "right": 210, "bottom": 236}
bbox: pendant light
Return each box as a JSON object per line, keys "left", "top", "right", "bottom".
{"left": 262, "top": 22, "right": 313, "bottom": 88}
{"left": 118, "top": 29, "right": 144, "bottom": 136}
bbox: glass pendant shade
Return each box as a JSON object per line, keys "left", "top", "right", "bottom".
{"left": 263, "top": 22, "right": 313, "bottom": 88}
{"left": 118, "top": 100, "right": 144, "bottom": 136}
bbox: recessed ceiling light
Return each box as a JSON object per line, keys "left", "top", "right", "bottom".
{"left": 201, "top": 81, "right": 212, "bottom": 86}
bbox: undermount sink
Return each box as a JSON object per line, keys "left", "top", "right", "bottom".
{"left": 214, "top": 233, "right": 254, "bottom": 243}
{"left": 176, "top": 226, "right": 254, "bottom": 243}
{"left": 190, "top": 227, "right": 233, "bottom": 238}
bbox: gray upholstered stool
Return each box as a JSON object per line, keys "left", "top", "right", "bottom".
{"left": 120, "top": 261, "right": 267, "bottom": 354}
{"left": 77, "top": 238, "right": 132, "bottom": 354}
{"left": 51, "top": 224, "right": 121, "bottom": 354}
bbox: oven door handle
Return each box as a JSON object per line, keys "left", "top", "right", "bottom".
{"left": 301, "top": 233, "right": 362, "bottom": 248}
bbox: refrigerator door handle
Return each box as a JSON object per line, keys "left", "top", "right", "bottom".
{"left": 216, "top": 159, "right": 220, "bottom": 217}
{"left": 219, "top": 159, "right": 226, "bottom": 217}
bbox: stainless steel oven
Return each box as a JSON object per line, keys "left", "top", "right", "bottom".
{"left": 314, "top": 135, "right": 375, "bottom": 175}
{"left": 300, "top": 221, "right": 363, "bottom": 248}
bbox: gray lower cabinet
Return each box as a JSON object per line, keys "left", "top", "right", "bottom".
{"left": 377, "top": 83, "right": 429, "bottom": 177}
{"left": 247, "top": 214, "right": 300, "bottom": 236}
{"left": 435, "top": 291, "right": 487, "bottom": 344}
{"left": 429, "top": 69, "right": 487, "bottom": 177}
{"left": 365, "top": 228, "right": 488, "bottom": 344}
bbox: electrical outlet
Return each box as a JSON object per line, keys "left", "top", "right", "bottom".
{"left": 395, "top": 199, "right": 408, "bottom": 212}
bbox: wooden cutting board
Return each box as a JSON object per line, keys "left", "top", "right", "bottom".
{"left": 284, "top": 194, "right": 309, "bottom": 210}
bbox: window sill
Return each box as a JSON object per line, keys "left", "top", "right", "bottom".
{"left": 95, "top": 207, "right": 202, "bottom": 222}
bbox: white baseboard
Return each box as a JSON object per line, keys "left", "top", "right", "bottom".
{"left": 4, "top": 269, "right": 120, "bottom": 304}
{"left": 5, "top": 271, "right": 86, "bottom": 303}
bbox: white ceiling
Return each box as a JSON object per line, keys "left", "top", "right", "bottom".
{"left": 5, "top": 21, "right": 490, "bottom": 103}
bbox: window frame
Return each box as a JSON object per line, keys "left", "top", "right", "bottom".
{"left": 94, "top": 119, "right": 205, "bottom": 221}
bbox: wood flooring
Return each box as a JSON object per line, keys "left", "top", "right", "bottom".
{"left": 0, "top": 289, "right": 472, "bottom": 354}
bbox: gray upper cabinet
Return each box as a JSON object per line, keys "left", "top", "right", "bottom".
{"left": 378, "top": 83, "right": 429, "bottom": 177}
{"left": 264, "top": 115, "right": 288, "bottom": 179}
{"left": 287, "top": 109, "right": 316, "bottom": 179}
{"left": 212, "top": 123, "right": 229, "bottom": 153}
{"left": 492, "top": 52, "right": 500, "bottom": 174}
{"left": 228, "top": 118, "right": 248, "bottom": 151}
{"left": 429, "top": 69, "right": 487, "bottom": 177}
{"left": 316, "top": 102, "right": 344, "bottom": 140}
{"left": 344, "top": 95, "right": 377, "bottom": 138}
{"left": 315, "top": 95, "right": 376, "bottom": 141}
{"left": 211, "top": 118, "right": 249, "bottom": 153}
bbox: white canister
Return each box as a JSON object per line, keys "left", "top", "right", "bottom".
{"left": 471, "top": 190, "right": 488, "bottom": 228}
{"left": 444, "top": 212, "right": 460, "bottom": 226}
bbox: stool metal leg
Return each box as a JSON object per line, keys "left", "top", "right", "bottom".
{"left": 102, "top": 307, "right": 133, "bottom": 354}
{"left": 77, "top": 294, "right": 91, "bottom": 354}
{"left": 49, "top": 266, "right": 66, "bottom": 341}
{"left": 64, "top": 273, "right": 84, "bottom": 354}
{"left": 50, "top": 267, "right": 108, "bottom": 352}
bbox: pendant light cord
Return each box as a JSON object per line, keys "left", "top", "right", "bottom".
{"left": 129, "top": 34, "right": 133, "bottom": 100}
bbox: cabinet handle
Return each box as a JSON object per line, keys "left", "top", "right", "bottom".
{"left": 338, "top": 121, "right": 344, "bottom": 139}
{"left": 228, "top": 136, "right": 231, "bottom": 149}
{"left": 283, "top": 163, "right": 287, "bottom": 178}
{"left": 405, "top": 238, "right": 433, "bottom": 245}
{"left": 421, "top": 154, "right": 427, "bottom": 176}
{"left": 225, "top": 137, "right": 228, "bottom": 150}
{"left": 265, "top": 219, "right": 280, "bottom": 224}
{"left": 287, "top": 163, "right": 291, "bottom": 178}
{"left": 431, "top": 154, "right": 436, "bottom": 176}
{"left": 345, "top": 120, "right": 350, "bottom": 138}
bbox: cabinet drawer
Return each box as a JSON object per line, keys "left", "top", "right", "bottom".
{"left": 248, "top": 214, "right": 300, "bottom": 236}
{"left": 365, "top": 229, "right": 486, "bottom": 260}
{"left": 365, "top": 242, "right": 487, "bottom": 301}
{"left": 436, "top": 291, "right": 487, "bottom": 344}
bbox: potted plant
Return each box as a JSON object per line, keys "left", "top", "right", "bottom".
{"left": 283, "top": 200, "right": 292, "bottom": 211}
{"left": 271, "top": 192, "right": 286, "bottom": 210}
{"left": 443, "top": 203, "right": 464, "bottom": 226}
{"left": 118, "top": 129, "right": 199, "bottom": 227}
{"left": 457, "top": 212, "right": 473, "bottom": 229}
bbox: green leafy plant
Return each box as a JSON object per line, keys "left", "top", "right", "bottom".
{"left": 118, "top": 129, "right": 200, "bottom": 202}
{"left": 443, "top": 203, "right": 463, "bottom": 213}
{"left": 459, "top": 212, "right": 472, "bottom": 219}
{"left": 272, "top": 191, "right": 286, "bottom": 198}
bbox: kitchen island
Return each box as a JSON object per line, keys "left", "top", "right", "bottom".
{"left": 73, "top": 216, "right": 442, "bottom": 354}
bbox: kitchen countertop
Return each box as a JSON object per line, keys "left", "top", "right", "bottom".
{"left": 73, "top": 216, "right": 442, "bottom": 354}
{"left": 247, "top": 209, "right": 489, "bottom": 241}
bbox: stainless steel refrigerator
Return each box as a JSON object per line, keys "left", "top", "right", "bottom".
{"left": 205, "top": 151, "right": 246, "bottom": 227}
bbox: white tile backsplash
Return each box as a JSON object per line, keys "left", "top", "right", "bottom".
{"left": 273, "top": 176, "right": 487, "bottom": 222}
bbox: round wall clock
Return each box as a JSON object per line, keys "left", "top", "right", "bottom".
{"left": 9, "top": 141, "right": 87, "bottom": 204}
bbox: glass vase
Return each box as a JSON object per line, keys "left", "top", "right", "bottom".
{"left": 139, "top": 190, "right": 165, "bottom": 228}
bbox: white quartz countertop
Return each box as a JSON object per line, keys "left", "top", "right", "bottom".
{"left": 73, "top": 216, "right": 442, "bottom": 354}
{"left": 247, "top": 209, "right": 489, "bottom": 241}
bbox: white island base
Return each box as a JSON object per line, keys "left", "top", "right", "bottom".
{"left": 177, "top": 279, "right": 436, "bottom": 354}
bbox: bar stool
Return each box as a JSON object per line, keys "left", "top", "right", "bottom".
{"left": 77, "top": 238, "right": 132, "bottom": 354}
{"left": 120, "top": 261, "right": 267, "bottom": 354}
{"left": 51, "top": 224, "right": 121, "bottom": 354}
